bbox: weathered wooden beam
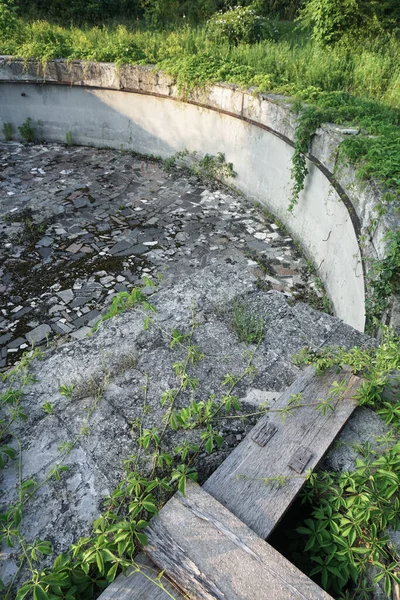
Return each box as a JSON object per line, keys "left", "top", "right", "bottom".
{"left": 98, "top": 553, "right": 187, "bottom": 599}
{"left": 145, "top": 481, "right": 334, "bottom": 600}
{"left": 203, "top": 366, "right": 361, "bottom": 538}
{"left": 98, "top": 367, "right": 361, "bottom": 600}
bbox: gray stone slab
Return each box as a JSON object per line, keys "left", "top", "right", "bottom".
{"left": 26, "top": 323, "right": 52, "bottom": 344}
{"left": 109, "top": 240, "right": 134, "bottom": 255}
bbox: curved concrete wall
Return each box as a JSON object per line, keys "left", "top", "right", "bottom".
{"left": 1, "top": 58, "right": 394, "bottom": 332}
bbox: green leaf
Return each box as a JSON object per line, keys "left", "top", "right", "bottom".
{"left": 53, "top": 553, "right": 70, "bottom": 570}
{"left": 107, "top": 563, "right": 118, "bottom": 582}
{"left": 96, "top": 550, "right": 104, "bottom": 574}
{"left": 384, "top": 575, "right": 392, "bottom": 597}
{"left": 1, "top": 445, "right": 16, "bottom": 459}
{"left": 135, "top": 531, "right": 148, "bottom": 546}
{"left": 178, "top": 476, "right": 187, "bottom": 496}
{"left": 16, "top": 584, "right": 34, "bottom": 600}
{"left": 348, "top": 529, "right": 356, "bottom": 546}
{"left": 42, "top": 572, "right": 69, "bottom": 586}
{"left": 37, "top": 540, "right": 53, "bottom": 555}
{"left": 142, "top": 501, "right": 158, "bottom": 514}
{"left": 101, "top": 548, "right": 118, "bottom": 562}
{"left": 352, "top": 546, "right": 370, "bottom": 554}
{"left": 33, "top": 585, "right": 49, "bottom": 600}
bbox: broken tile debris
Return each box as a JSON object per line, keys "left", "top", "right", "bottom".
{"left": 0, "top": 142, "right": 324, "bottom": 369}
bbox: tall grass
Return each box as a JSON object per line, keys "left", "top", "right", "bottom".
{"left": 2, "top": 19, "right": 399, "bottom": 108}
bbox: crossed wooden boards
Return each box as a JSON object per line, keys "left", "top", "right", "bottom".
{"left": 99, "top": 366, "right": 361, "bottom": 600}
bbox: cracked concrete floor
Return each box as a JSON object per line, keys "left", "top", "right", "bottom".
{"left": 1, "top": 141, "right": 326, "bottom": 369}
{"left": 0, "top": 142, "right": 374, "bottom": 591}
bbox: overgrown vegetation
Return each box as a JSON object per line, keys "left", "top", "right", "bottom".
{"left": 1, "top": 3, "right": 399, "bottom": 220}
{"left": 299, "top": 440, "right": 400, "bottom": 598}
{"left": 293, "top": 326, "right": 399, "bottom": 409}
{"left": 10, "top": 0, "right": 303, "bottom": 26}
{"left": 164, "top": 149, "right": 236, "bottom": 186}
{"left": 365, "top": 231, "right": 400, "bottom": 332}
{"left": 293, "top": 326, "right": 400, "bottom": 598}
{"left": 1, "top": 1, "right": 399, "bottom": 596}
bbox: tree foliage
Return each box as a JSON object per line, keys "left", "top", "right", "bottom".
{"left": 12, "top": 0, "right": 304, "bottom": 26}
{"left": 297, "top": 0, "right": 400, "bottom": 46}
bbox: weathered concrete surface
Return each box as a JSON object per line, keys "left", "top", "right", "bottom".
{"left": 0, "top": 141, "right": 395, "bottom": 597}
{"left": 0, "top": 259, "right": 372, "bottom": 589}
{"left": 3, "top": 58, "right": 395, "bottom": 331}
{"left": 0, "top": 142, "right": 329, "bottom": 369}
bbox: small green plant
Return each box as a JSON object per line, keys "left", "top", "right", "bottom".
{"left": 18, "top": 117, "right": 35, "bottom": 143}
{"left": 41, "top": 402, "right": 54, "bottom": 414}
{"left": 73, "top": 372, "right": 110, "bottom": 401}
{"left": 59, "top": 384, "right": 75, "bottom": 399}
{"left": 92, "top": 285, "right": 156, "bottom": 333}
{"left": 232, "top": 298, "right": 264, "bottom": 344}
{"left": 165, "top": 150, "right": 236, "bottom": 187}
{"left": 2, "top": 122, "right": 13, "bottom": 141}
{"left": 65, "top": 130, "right": 73, "bottom": 145}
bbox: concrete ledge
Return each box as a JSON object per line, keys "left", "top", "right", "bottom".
{"left": 1, "top": 58, "right": 399, "bottom": 332}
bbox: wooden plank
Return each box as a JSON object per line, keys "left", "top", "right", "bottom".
{"left": 98, "top": 553, "right": 187, "bottom": 599}
{"left": 145, "top": 481, "right": 333, "bottom": 600}
{"left": 203, "top": 366, "right": 361, "bottom": 538}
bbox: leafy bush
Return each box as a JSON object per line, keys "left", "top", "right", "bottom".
{"left": 299, "top": 442, "right": 400, "bottom": 597}
{"left": 297, "top": 0, "right": 400, "bottom": 46}
{"left": 207, "top": 5, "right": 271, "bottom": 46}
{"left": 297, "top": 0, "right": 367, "bottom": 46}
{"left": 0, "top": 0, "right": 20, "bottom": 51}
{"left": 0, "top": 0, "right": 17, "bottom": 34}
{"left": 18, "top": 117, "right": 35, "bottom": 142}
{"left": 17, "top": 20, "right": 71, "bottom": 61}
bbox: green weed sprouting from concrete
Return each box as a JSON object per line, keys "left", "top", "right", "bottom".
{"left": 18, "top": 117, "right": 35, "bottom": 143}
{"left": 232, "top": 298, "right": 264, "bottom": 344}
{"left": 2, "top": 122, "right": 13, "bottom": 141}
{"left": 164, "top": 150, "right": 236, "bottom": 187}
{"left": 65, "top": 130, "right": 73, "bottom": 145}
{"left": 91, "top": 279, "right": 157, "bottom": 333}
